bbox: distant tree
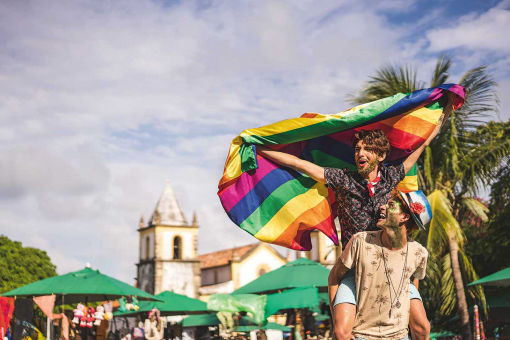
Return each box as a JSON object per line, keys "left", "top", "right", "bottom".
{"left": 0, "top": 235, "right": 57, "bottom": 293}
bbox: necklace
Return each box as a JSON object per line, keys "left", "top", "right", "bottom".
{"left": 380, "top": 233, "right": 408, "bottom": 317}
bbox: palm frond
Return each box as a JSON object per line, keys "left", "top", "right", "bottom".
{"left": 430, "top": 54, "right": 452, "bottom": 87}
{"left": 439, "top": 253, "right": 456, "bottom": 315}
{"left": 460, "top": 197, "right": 489, "bottom": 222}
{"left": 349, "top": 64, "right": 425, "bottom": 104}
{"left": 427, "top": 190, "right": 465, "bottom": 252}
{"left": 456, "top": 66, "right": 499, "bottom": 131}
{"left": 458, "top": 122, "right": 510, "bottom": 193}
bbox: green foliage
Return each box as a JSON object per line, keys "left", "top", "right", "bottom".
{"left": 349, "top": 64, "right": 424, "bottom": 104}
{"left": 0, "top": 235, "right": 57, "bottom": 293}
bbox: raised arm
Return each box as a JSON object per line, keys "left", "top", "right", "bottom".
{"left": 257, "top": 146, "right": 326, "bottom": 184}
{"left": 403, "top": 93, "right": 454, "bottom": 173}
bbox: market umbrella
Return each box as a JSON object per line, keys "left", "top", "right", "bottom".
{"left": 430, "top": 331, "right": 455, "bottom": 339}
{"left": 235, "top": 322, "right": 291, "bottom": 333}
{"left": 264, "top": 287, "right": 320, "bottom": 317}
{"left": 468, "top": 266, "right": 510, "bottom": 287}
{"left": 486, "top": 290, "right": 510, "bottom": 308}
{"left": 182, "top": 313, "right": 220, "bottom": 327}
{"left": 233, "top": 258, "right": 329, "bottom": 294}
{"left": 114, "top": 290, "right": 209, "bottom": 316}
{"left": 2, "top": 267, "right": 160, "bottom": 304}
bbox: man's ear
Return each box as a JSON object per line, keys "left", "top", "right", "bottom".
{"left": 378, "top": 152, "right": 386, "bottom": 163}
{"left": 400, "top": 212, "right": 410, "bottom": 224}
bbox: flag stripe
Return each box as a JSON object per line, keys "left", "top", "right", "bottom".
{"left": 239, "top": 176, "right": 317, "bottom": 235}
{"left": 220, "top": 156, "right": 280, "bottom": 212}
{"left": 226, "top": 167, "right": 298, "bottom": 225}
{"left": 254, "top": 182, "right": 329, "bottom": 242}
{"left": 272, "top": 197, "right": 332, "bottom": 247}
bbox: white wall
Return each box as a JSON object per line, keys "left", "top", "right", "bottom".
{"left": 238, "top": 247, "right": 285, "bottom": 287}
{"left": 199, "top": 280, "right": 234, "bottom": 295}
{"left": 161, "top": 262, "right": 195, "bottom": 297}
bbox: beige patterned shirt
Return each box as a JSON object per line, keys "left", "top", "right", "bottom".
{"left": 341, "top": 231, "right": 428, "bottom": 340}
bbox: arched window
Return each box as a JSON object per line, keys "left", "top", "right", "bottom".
{"left": 145, "top": 236, "right": 150, "bottom": 259}
{"left": 257, "top": 264, "right": 270, "bottom": 277}
{"left": 173, "top": 236, "right": 182, "bottom": 260}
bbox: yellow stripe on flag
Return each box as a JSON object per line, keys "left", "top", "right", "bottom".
{"left": 254, "top": 182, "right": 328, "bottom": 242}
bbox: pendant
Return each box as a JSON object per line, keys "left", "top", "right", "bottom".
{"left": 395, "top": 300, "right": 401, "bottom": 308}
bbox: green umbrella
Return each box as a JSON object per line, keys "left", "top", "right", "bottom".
{"left": 235, "top": 322, "right": 290, "bottom": 333}
{"left": 468, "top": 266, "right": 510, "bottom": 287}
{"left": 486, "top": 290, "right": 510, "bottom": 308}
{"left": 1, "top": 267, "right": 159, "bottom": 303}
{"left": 114, "top": 290, "right": 209, "bottom": 316}
{"left": 265, "top": 287, "right": 320, "bottom": 317}
{"left": 182, "top": 313, "right": 220, "bottom": 327}
{"left": 233, "top": 258, "right": 329, "bottom": 294}
{"left": 318, "top": 292, "right": 329, "bottom": 306}
{"left": 429, "top": 331, "right": 455, "bottom": 339}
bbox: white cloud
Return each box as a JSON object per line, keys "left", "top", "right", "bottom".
{"left": 1, "top": 0, "right": 508, "bottom": 283}
{"left": 426, "top": 7, "right": 510, "bottom": 53}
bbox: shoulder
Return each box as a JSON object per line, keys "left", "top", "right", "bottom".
{"left": 382, "top": 162, "right": 404, "bottom": 174}
{"left": 324, "top": 167, "right": 354, "bottom": 187}
{"left": 381, "top": 162, "right": 405, "bottom": 182}
{"left": 324, "top": 167, "right": 349, "bottom": 177}
{"left": 353, "top": 231, "right": 379, "bottom": 243}
{"left": 409, "top": 241, "right": 428, "bottom": 258}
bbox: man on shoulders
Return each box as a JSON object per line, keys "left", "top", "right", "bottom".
{"left": 332, "top": 190, "right": 430, "bottom": 340}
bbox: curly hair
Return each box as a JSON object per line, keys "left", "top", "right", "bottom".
{"left": 352, "top": 129, "right": 391, "bottom": 159}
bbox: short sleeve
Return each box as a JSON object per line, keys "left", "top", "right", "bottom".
{"left": 385, "top": 163, "right": 406, "bottom": 188}
{"left": 340, "top": 232, "right": 362, "bottom": 269}
{"left": 324, "top": 167, "right": 349, "bottom": 191}
{"left": 413, "top": 246, "right": 428, "bottom": 280}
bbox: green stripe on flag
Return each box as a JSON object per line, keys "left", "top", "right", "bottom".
{"left": 310, "top": 150, "right": 356, "bottom": 170}
{"left": 240, "top": 175, "right": 317, "bottom": 235}
{"left": 406, "top": 163, "right": 417, "bottom": 176}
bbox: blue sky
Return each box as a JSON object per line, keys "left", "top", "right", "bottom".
{"left": 1, "top": 0, "right": 508, "bottom": 282}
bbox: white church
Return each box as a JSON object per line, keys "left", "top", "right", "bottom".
{"left": 136, "top": 182, "right": 339, "bottom": 300}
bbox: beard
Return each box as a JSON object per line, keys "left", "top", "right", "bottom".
{"left": 357, "top": 158, "right": 379, "bottom": 176}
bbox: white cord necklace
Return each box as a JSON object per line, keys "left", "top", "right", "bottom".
{"left": 380, "top": 233, "right": 408, "bottom": 318}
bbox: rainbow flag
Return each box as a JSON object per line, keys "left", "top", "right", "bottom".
{"left": 218, "top": 84, "right": 465, "bottom": 250}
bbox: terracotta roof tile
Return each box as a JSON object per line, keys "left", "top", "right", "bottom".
{"left": 199, "top": 243, "right": 258, "bottom": 269}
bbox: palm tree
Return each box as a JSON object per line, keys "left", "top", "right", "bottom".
{"left": 351, "top": 55, "right": 508, "bottom": 339}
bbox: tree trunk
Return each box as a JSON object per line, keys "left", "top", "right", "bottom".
{"left": 449, "top": 236, "right": 472, "bottom": 340}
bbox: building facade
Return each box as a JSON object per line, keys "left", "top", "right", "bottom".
{"left": 136, "top": 182, "right": 201, "bottom": 298}
{"left": 199, "top": 243, "right": 287, "bottom": 298}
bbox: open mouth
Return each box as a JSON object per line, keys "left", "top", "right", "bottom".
{"left": 357, "top": 159, "right": 368, "bottom": 167}
{"left": 378, "top": 212, "right": 386, "bottom": 221}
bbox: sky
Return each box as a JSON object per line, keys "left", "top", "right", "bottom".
{"left": 1, "top": 0, "right": 509, "bottom": 283}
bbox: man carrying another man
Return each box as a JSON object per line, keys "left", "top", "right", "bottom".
{"left": 257, "top": 98, "right": 450, "bottom": 338}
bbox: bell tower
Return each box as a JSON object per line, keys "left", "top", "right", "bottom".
{"left": 137, "top": 181, "right": 200, "bottom": 297}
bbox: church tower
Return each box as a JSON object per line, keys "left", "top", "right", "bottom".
{"left": 137, "top": 182, "right": 200, "bottom": 298}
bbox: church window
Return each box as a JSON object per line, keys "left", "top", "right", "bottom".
{"left": 173, "top": 236, "right": 182, "bottom": 259}
{"left": 257, "top": 264, "right": 270, "bottom": 277}
{"left": 145, "top": 236, "right": 150, "bottom": 259}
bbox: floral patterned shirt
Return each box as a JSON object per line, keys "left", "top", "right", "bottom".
{"left": 324, "top": 163, "right": 405, "bottom": 248}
